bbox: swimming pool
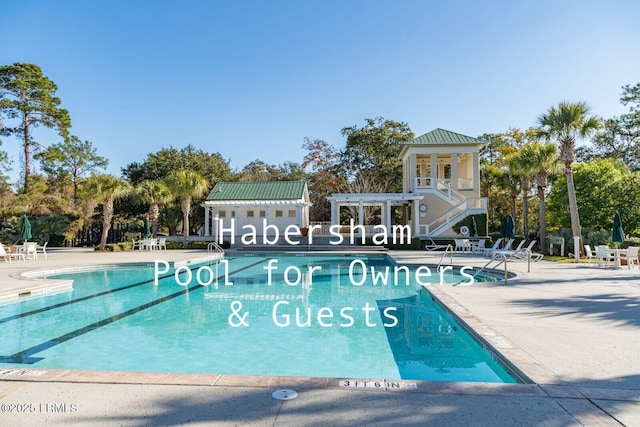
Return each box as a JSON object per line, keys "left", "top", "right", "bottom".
{"left": 0, "top": 254, "right": 518, "bottom": 383}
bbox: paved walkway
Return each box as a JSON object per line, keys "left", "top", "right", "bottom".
{"left": 0, "top": 248, "right": 639, "bottom": 426}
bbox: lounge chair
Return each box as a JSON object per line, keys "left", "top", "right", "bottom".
{"left": 0, "top": 242, "right": 25, "bottom": 262}
{"left": 424, "top": 238, "right": 449, "bottom": 251}
{"left": 485, "top": 238, "right": 514, "bottom": 257}
{"left": 491, "top": 239, "right": 527, "bottom": 259}
{"left": 472, "top": 239, "right": 487, "bottom": 254}
{"left": 480, "top": 238, "right": 503, "bottom": 256}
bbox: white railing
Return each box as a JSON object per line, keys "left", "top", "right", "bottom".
{"left": 414, "top": 178, "right": 468, "bottom": 204}
{"left": 419, "top": 197, "right": 487, "bottom": 237}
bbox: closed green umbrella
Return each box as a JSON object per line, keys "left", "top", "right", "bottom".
{"left": 612, "top": 211, "right": 625, "bottom": 245}
{"left": 506, "top": 215, "right": 516, "bottom": 239}
{"left": 18, "top": 215, "right": 32, "bottom": 242}
{"left": 470, "top": 216, "right": 478, "bottom": 237}
{"left": 499, "top": 216, "right": 507, "bottom": 238}
{"left": 143, "top": 218, "right": 152, "bottom": 238}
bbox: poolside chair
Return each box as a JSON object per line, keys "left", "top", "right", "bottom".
{"left": 424, "top": 238, "right": 449, "bottom": 251}
{"left": 490, "top": 239, "right": 529, "bottom": 259}
{"left": 156, "top": 237, "right": 167, "bottom": 250}
{"left": 472, "top": 239, "right": 487, "bottom": 254}
{"left": 22, "top": 242, "right": 38, "bottom": 260}
{"left": 480, "top": 238, "right": 503, "bottom": 256}
{"left": 486, "top": 238, "right": 514, "bottom": 257}
{"left": 583, "top": 245, "right": 596, "bottom": 265}
{"left": 595, "top": 245, "right": 614, "bottom": 268}
{"left": 620, "top": 246, "right": 640, "bottom": 269}
{"left": 454, "top": 238, "right": 471, "bottom": 253}
{"left": 37, "top": 241, "right": 48, "bottom": 259}
{"left": 0, "top": 242, "right": 25, "bottom": 262}
{"left": 509, "top": 241, "right": 543, "bottom": 261}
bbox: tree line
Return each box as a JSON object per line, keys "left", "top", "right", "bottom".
{"left": 1, "top": 62, "right": 639, "bottom": 253}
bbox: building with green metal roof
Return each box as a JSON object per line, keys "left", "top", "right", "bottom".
{"left": 330, "top": 128, "right": 487, "bottom": 238}
{"left": 201, "top": 181, "right": 311, "bottom": 240}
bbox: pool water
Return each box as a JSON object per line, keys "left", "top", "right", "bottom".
{"left": 0, "top": 254, "right": 517, "bottom": 383}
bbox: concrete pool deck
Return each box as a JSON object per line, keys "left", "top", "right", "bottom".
{"left": 0, "top": 247, "right": 638, "bottom": 426}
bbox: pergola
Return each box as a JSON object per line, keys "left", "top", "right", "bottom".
{"left": 327, "top": 193, "right": 423, "bottom": 237}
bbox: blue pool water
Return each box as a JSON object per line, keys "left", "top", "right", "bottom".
{"left": 0, "top": 254, "right": 518, "bottom": 383}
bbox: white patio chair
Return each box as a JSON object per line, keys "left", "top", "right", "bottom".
{"left": 0, "top": 242, "right": 25, "bottom": 262}
{"left": 583, "top": 245, "right": 596, "bottom": 265}
{"left": 36, "top": 241, "right": 48, "bottom": 259}
{"left": 595, "top": 245, "right": 613, "bottom": 268}
{"left": 472, "top": 239, "right": 487, "bottom": 254}
{"left": 156, "top": 237, "right": 167, "bottom": 250}
{"left": 454, "top": 239, "right": 471, "bottom": 253}
{"left": 22, "top": 242, "right": 38, "bottom": 260}
{"left": 620, "top": 246, "right": 640, "bottom": 269}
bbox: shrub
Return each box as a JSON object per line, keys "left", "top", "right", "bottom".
{"left": 165, "top": 241, "right": 184, "bottom": 250}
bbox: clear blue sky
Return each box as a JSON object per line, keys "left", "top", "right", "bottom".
{"left": 2, "top": 0, "right": 639, "bottom": 184}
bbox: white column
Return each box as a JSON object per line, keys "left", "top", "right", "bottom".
{"left": 358, "top": 200, "right": 364, "bottom": 239}
{"left": 384, "top": 201, "right": 391, "bottom": 234}
{"left": 408, "top": 154, "right": 417, "bottom": 191}
{"left": 204, "top": 206, "right": 210, "bottom": 236}
{"left": 430, "top": 154, "right": 438, "bottom": 187}
{"left": 413, "top": 201, "right": 420, "bottom": 237}
{"left": 451, "top": 153, "right": 459, "bottom": 190}
{"left": 234, "top": 207, "right": 240, "bottom": 238}
{"left": 331, "top": 201, "right": 339, "bottom": 226}
{"left": 214, "top": 213, "right": 219, "bottom": 243}
{"left": 472, "top": 152, "right": 480, "bottom": 197}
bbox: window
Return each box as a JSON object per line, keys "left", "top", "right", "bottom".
{"left": 218, "top": 210, "right": 226, "bottom": 218}
{"left": 288, "top": 210, "right": 296, "bottom": 218}
{"left": 259, "top": 210, "right": 266, "bottom": 218}
{"left": 231, "top": 210, "right": 235, "bottom": 218}
{"left": 247, "top": 210, "right": 254, "bottom": 218}
{"left": 275, "top": 210, "right": 283, "bottom": 218}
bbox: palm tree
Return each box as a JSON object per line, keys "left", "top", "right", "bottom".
{"left": 507, "top": 148, "right": 535, "bottom": 238}
{"left": 165, "top": 170, "right": 209, "bottom": 247}
{"left": 537, "top": 102, "right": 600, "bottom": 256}
{"left": 84, "top": 174, "right": 131, "bottom": 250}
{"left": 136, "top": 180, "right": 172, "bottom": 237}
{"left": 513, "top": 142, "right": 560, "bottom": 253}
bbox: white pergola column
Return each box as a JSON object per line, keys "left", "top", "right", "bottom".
{"left": 358, "top": 200, "right": 364, "bottom": 239}
{"left": 214, "top": 213, "right": 220, "bottom": 243}
{"left": 204, "top": 206, "right": 210, "bottom": 236}
{"left": 451, "top": 153, "right": 459, "bottom": 190}
{"left": 413, "top": 201, "right": 420, "bottom": 237}
{"left": 384, "top": 200, "right": 392, "bottom": 234}
{"left": 331, "top": 201, "right": 339, "bottom": 226}
{"left": 234, "top": 207, "right": 240, "bottom": 238}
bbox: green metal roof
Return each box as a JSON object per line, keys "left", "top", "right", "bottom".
{"left": 404, "top": 128, "right": 482, "bottom": 146}
{"left": 206, "top": 181, "right": 307, "bottom": 201}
